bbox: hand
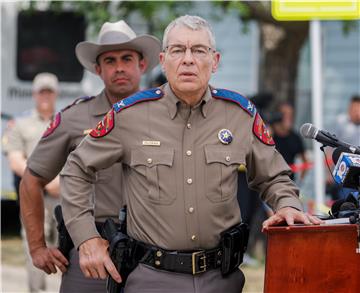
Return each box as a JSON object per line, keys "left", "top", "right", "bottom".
{"left": 79, "top": 237, "right": 122, "bottom": 283}
{"left": 262, "top": 207, "right": 324, "bottom": 231}
{"left": 31, "top": 246, "right": 69, "bottom": 274}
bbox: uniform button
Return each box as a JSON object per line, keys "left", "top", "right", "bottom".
{"left": 225, "top": 156, "right": 230, "bottom": 162}
{"left": 186, "top": 150, "right": 192, "bottom": 156}
{"left": 147, "top": 158, "right": 153, "bottom": 164}
{"left": 156, "top": 250, "right": 162, "bottom": 257}
{"left": 155, "top": 89, "right": 161, "bottom": 95}
{"left": 189, "top": 207, "right": 194, "bottom": 213}
{"left": 212, "top": 89, "right": 218, "bottom": 94}
{"left": 155, "top": 260, "right": 161, "bottom": 266}
{"left": 191, "top": 235, "right": 196, "bottom": 241}
{"left": 187, "top": 178, "right": 193, "bottom": 184}
{"left": 187, "top": 123, "right": 191, "bottom": 129}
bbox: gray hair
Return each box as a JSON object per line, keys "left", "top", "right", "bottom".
{"left": 162, "top": 15, "right": 216, "bottom": 50}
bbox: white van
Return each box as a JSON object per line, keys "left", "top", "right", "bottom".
{"left": 1, "top": 3, "right": 102, "bottom": 202}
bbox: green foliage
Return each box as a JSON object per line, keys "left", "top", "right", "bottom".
{"left": 214, "top": 1, "right": 251, "bottom": 20}
{"left": 39, "top": 1, "right": 194, "bottom": 38}
{"left": 342, "top": 20, "right": 358, "bottom": 35}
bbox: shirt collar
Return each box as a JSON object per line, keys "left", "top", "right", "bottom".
{"left": 163, "top": 83, "right": 212, "bottom": 120}
{"left": 33, "top": 109, "right": 55, "bottom": 122}
{"left": 91, "top": 90, "right": 113, "bottom": 116}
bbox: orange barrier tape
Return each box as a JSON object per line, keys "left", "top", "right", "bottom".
{"left": 289, "top": 156, "right": 334, "bottom": 173}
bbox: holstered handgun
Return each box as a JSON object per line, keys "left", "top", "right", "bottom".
{"left": 54, "top": 205, "right": 74, "bottom": 260}
{"left": 220, "top": 222, "right": 249, "bottom": 276}
{"left": 102, "top": 216, "right": 131, "bottom": 293}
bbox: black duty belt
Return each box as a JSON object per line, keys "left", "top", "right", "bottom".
{"left": 133, "top": 241, "right": 222, "bottom": 275}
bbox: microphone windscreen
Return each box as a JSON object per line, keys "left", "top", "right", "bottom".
{"left": 332, "top": 147, "right": 350, "bottom": 165}
{"left": 300, "top": 123, "right": 317, "bottom": 139}
{"left": 339, "top": 202, "right": 357, "bottom": 211}
{"left": 331, "top": 198, "right": 346, "bottom": 215}
{"left": 345, "top": 192, "right": 359, "bottom": 208}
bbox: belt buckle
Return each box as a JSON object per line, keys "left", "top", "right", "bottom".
{"left": 192, "top": 251, "right": 207, "bottom": 275}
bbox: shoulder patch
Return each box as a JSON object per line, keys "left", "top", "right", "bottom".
{"left": 90, "top": 109, "right": 115, "bottom": 138}
{"left": 61, "top": 96, "right": 95, "bottom": 112}
{"left": 252, "top": 113, "right": 275, "bottom": 146}
{"left": 113, "top": 88, "right": 163, "bottom": 113}
{"left": 42, "top": 112, "right": 61, "bottom": 138}
{"left": 211, "top": 88, "right": 256, "bottom": 117}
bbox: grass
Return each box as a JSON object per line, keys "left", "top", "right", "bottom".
{"left": 242, "top": 265, "right": 265, "bottom": 293}
{"left": 1, "top": 235, "right": 26, "bottom": 266}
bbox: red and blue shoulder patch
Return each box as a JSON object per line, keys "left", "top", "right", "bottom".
{"left": 113, "top": 88, "right": 163, "bottom": 113}
{"left": 90, "top": 109, "right": 114, "bottom": 138}
{"left": 42, "top": 112, "right": 61, "bottom": 138}
{"left": 252, "top": 113, "right": 275, "bottom": 146}
{"left": 61, "top": 96, "right": 95, "bottom": 113}
{"left": 41, "top": 96, "right": 95, "bottom": 138}
{"left": 89, "top": 88, "right": 163, "bottom": 138}
{"left": 211, "top": 88, "right": 256, "bottom": 117}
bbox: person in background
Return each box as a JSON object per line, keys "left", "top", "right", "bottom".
{"left": 60, "top": 15, "right": 321, "bottom": 292}
{"left": 333, "top": 95, "right": 360, "bottom": 148}
{"left": 330, "top": 95, "right": 360, "bottom": 199}
{"left": 19, "top": 20, "right": 161, "bottom": 292}
{"left": 272, "top": 102, "right": 309, "bottom": 182}
{"left": 2, "top": 115, "right": 21, "bottom": 203}
{"left": 2, "top": 72, "right": 60, "bottom": 293}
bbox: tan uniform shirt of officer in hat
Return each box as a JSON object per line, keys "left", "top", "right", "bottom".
{"left": 20, "top": 20, "right": 161, "bottom": 292}
{"left": 60, "top": 15, "right": 322, "bottom": 292}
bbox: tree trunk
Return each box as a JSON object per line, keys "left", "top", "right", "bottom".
{"left": 258, "top": 22, "right": 309, "bottom": 105}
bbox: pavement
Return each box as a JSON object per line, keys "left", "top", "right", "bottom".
{"left": 1, "top": 264, "right": 61, "bottom": 293}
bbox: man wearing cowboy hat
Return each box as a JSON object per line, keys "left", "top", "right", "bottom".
{"left": 19, "top": 20, "right": 161, "bottom": 292}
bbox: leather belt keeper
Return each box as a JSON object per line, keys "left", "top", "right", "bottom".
{"left": 135, "top": 242, "right": 222, "bottom": 275}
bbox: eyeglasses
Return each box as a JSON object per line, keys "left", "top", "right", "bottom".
{"left": 164, "top": 44, "right": 215, "bottom": 59}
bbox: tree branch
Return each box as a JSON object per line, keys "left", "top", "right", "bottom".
{"left": 241, "top": 1, "right": 308, "bottom": 32}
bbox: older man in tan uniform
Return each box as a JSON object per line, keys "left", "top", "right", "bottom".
{"left": 20, "top": 21, "right": 161, "bottom": 292}
{"left": 3, "top": 72, "right": 60, "bottom": 293}
{"left": 60, "top": 15, "right": 321, "bottom": 292}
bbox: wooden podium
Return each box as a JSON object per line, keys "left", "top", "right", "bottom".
{"left": 264, "top": 224, "right": 360, "bottom": 293}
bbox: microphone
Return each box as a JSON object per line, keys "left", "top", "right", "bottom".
{"left": 332, "top": 146, "right": 350, "bottom": 164}
{"left": 330, "top": 193, "right": 360, "bottom": 219}
{"left": 300, "top": 123, "right": 360, "bottom": 154}
{"left": 337, "top": 202, "right": 357, "bottom": 218}
{"left": 332, "top": 152, "right": 360, "bottom": 189}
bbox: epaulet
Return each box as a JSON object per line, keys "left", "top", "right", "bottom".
{"left": 211, "top": 88, "right": 256, "bottom": 117}
{"left": 61, "top": 96, "right": 95, "bottom": 112}
{"left": 113, "top": 88, "right": 163, "bottom": 113}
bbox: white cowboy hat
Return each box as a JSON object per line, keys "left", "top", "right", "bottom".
{"left": 76, "top": 20, "right": 161, "bottom": 74}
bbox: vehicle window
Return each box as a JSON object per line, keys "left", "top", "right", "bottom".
{"left": 17, "top": 10, "right": 86, "bottom": 82}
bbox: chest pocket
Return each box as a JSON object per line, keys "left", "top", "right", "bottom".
{"left": 130, "top": 148, "right": 176, "bottom": 205}
{"left": 204, "top": 145, "right": 245, "bottom": 203}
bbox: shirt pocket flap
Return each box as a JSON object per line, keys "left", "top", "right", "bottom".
{"left": 205, "top": 145, "right": 245, "bottom": 166}
{"left": 131, "top": 148, "right": 174, "bottom": 167}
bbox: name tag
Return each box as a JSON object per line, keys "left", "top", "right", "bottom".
{"left": 83, "top": 129, "right": 92, "bottom": 135}
{"left": 142, "top": 140, "right": 161, "bottom": 146}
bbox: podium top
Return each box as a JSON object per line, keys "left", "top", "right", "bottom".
{"left": 265, "top": 223, "right": 358, "bottom": 235}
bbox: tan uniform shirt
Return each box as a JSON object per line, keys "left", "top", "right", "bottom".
{"left": 3, "top": 110, "right": 51, "bottom": 157}
{"left": 27, "top": 91, "right": 124, "bottom": 237}
{"left": 61, "top": 84, "right": 303, "bottom": 249}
